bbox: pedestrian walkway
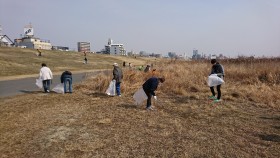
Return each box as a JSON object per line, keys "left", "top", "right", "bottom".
{"left": 0, "top": 72, "right": 87, "bottom": 97}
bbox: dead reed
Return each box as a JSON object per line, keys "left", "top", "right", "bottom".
{"left": 80, "top": 58, "right": 280, "bottom": 108}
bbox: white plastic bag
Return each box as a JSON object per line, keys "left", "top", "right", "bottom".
{"left": 208, "top": 74, "right": 224, "bottom": 87}
{"left": 133, "top": 87, "right": 148, "bottom": 105}
{"left": 35, "top": 78, "right": 43, "bottom": 89}
{"left": 106, "top": 80, "right": 116, "bottom": 96}
{"left": 52, "top": 83, "right": 64, "bottom": 94}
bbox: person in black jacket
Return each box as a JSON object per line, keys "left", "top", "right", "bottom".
{"left": 60, "top": 71, "right": 72, "bottom": 93}
{"left": 209, "top": 59, "right": 224, "bottom": 102}
{"left": 142, "top": 77, "right": 165, "bottom": 110}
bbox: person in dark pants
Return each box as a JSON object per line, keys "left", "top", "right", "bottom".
{"left": 209, "top": 59, "right": 224, "bottom": 102}
{"left": 144, "top": 65, "right": 151, "bottom": 73}
{"left": 142, "top": 77, "right": 165, "bottom": 110}
{"left": 60, "top": 71, "right": 73, "bottom": 93}
{"left": 37, "top": 49, "right": 42, "bottom": 56}
{"left": 113, "top": 63, "right": 123, "bottom": 96}
{"left": 84, "top": 57, "right": 88, "bottom": 64}
{"left": 39, "top": 63, "right": 53, "bottom": 93}
{"left": 123, "top": 61, "right": 126, "bottom": 67}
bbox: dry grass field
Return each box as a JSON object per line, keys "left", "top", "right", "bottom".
{"left": 0, "top": 47, "right": 280, "bottom": 157}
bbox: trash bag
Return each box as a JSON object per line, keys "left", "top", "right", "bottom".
{"left": 133, "top": 87, "right": 148, "bottom": 105}
{"left": 52, "top": 83, "right": 64, "bottom": 94}
{"left": 35, "top": 78, "right": 43, "bottom": 89}
{"left": 106, "top": 80, "right": 116, "bottom": 96}
{"left": 208, "top": 74, "right": 224, "bottom": 87}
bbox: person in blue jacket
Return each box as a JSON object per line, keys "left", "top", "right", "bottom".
{"left": 209, "top": 59, "right": 224, "bottom": 102}
{"left": 142, "top": 77, "right": 165, "bottom": 110}
{"left": 60, "top": 71, "right": 73, "bottom": 93}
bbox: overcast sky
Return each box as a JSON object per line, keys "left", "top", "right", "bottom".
{"left": 1, "top": 0, "right": 280, "bottom": 57}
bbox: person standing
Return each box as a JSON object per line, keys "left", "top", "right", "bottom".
{"left": 84, "top": 57, "right": 88, "bottom": 64}
{"left": 39, "top": 63, "right": 53, "bottom": 93}
{"left": 144, "top": 65, "right": 151, "bottom": 72}
{"left": 123, "top": 61, "right": 126, "bottom": 67}
{"left": 209, "top": 59, "right": 224, "bottom": 102}
{"left": 60, "top": 71, "right": 73, "bottom": 93}
{"left": 142, "top": 77, "right": 165, "bottom": 110}
{"left": 83, "top": 51, "right": 88, "bottom": 64}
{"left": 113, "top": 63, "right": 123, "bottom": 96}
{"left": 37, "top": 49, "right": 42, "bottom": 56}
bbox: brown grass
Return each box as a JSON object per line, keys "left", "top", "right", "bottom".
{"left": 0, "top": 57, "right": 280, "bottom": 157}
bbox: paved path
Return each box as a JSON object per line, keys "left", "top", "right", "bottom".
{"left": 0, "top": 71, "right": 108, "bottom": 98}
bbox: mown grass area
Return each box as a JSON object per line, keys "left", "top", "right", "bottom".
{"left": 0, "top": 46, "right": 153, "bottom": 79}
{"left": 0, "top": 48, "right": 279, "bottom": 157}
{"left": 0, "top": 92, "right": 279, "bottom": 157}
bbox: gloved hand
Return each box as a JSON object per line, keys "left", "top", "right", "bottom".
{"left": 153, "top": 95, "right": 157, "bottom": 100}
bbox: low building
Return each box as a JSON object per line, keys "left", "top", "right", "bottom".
{"left": 15, "top": 37, "right": 52, "bottom": 50}
{"left": 0, "top": 26, "right": 14, "bottom": 47}
{"left": 127, "top": 50, "right": 137, "bottom": 56}
{"left": 77, "top": 42, "right": 90, "bottom": 52}
{"left": 14, "top": 24, "right": 52, "bottom": 50}
{"left": 52, "top": 46, "right": 69, "bottom": 51}
{"left": 153, "top": 54, "right": 162, "bottom": 58}
{"left": 105, "top": 38, "right": 126, "bottom": 55}
{"left": 0, "top": 35, "right": 14, "bottom": 46}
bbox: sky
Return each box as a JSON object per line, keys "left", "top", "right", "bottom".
{"left": 1, "top": 0, "right": 280, "bottom": 57}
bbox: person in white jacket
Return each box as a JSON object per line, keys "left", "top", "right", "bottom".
{"left": 39, "top": 63, "right": 53, "bottom": 93}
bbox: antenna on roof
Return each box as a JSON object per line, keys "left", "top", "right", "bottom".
{"left": 108, "top": 38, "right": 113, "bottom": 45}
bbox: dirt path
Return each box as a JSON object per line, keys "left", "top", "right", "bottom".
{"left": 0, "top": 70, "right": 99, "bottom": 81}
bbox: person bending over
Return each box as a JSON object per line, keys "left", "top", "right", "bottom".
{"left": 142, "top": 77, "right": 165, "bottom": 110}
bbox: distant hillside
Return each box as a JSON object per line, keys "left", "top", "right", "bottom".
{"left": 0, "top": 47, "right": 152, "bottom": 78}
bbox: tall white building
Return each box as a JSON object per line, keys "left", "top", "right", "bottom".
{"left": 105, "top": 38, "right": 126, "bottom": 55}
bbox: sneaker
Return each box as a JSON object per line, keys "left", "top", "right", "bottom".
{"left": 146, "top": 106, "right": 154, "bottom": 111}
{"left": 209, "top": 95, "right": 216, "bottom": 100}
{"left": 118, "top": 95, "right": 121, "bottom": 97}
{"left": 46, "top": 90, "right": 50, "bottom": 93}
{"left": 213, "top": 99, "right": 221, "bottom": 103}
